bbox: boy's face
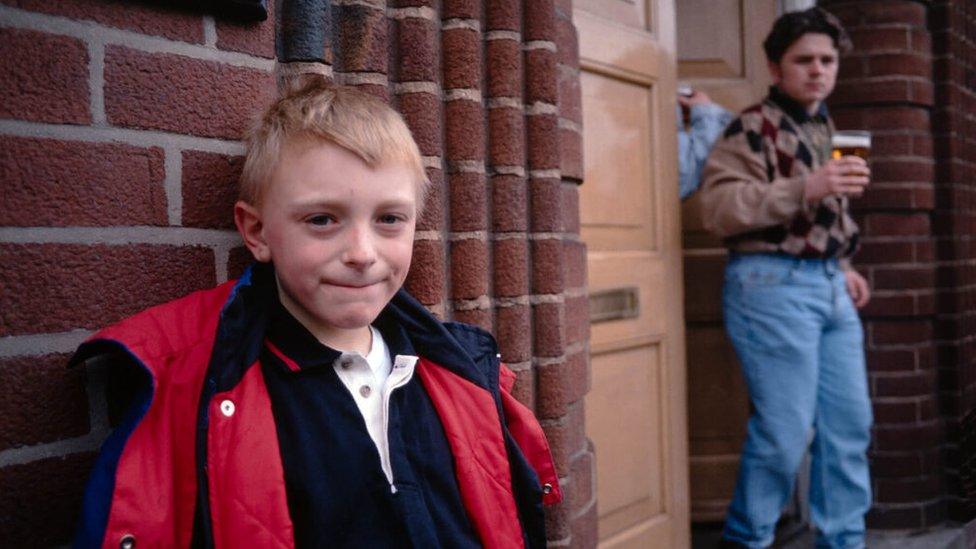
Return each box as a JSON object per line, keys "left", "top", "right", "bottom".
{"left": 236, "top": 138, "right": 417, "bottom": 344}
{"left": 768, "top": 32, "right": 838, "bottom": 113}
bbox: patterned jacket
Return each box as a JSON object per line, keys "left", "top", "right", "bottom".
{"left": 699, "top": 87, "right": 859, "bottom": 264}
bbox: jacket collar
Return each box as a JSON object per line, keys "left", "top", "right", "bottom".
{"left": 215, "top": 262, "right": 496, "bottom": 390}
{"left": 767, "top": 85, "right": 829, "bottom": 124}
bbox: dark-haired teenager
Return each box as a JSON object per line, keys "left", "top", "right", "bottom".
{"left": 700, "top": 8, "right": 872, "bottom": 549}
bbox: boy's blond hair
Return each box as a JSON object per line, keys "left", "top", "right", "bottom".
{"left": 240, "top": 78, "right": 429, "bottom": 208}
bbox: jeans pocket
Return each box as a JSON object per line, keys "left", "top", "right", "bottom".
{"left": 725, "top": 258, "right": 796, "bottom": 291}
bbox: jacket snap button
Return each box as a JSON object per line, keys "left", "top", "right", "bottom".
{"left": 542, "top": 483, "right": 553, "bottom": 495}
{"left": 359, "top": 385, "right": 372, "bottom": 398}
{"left": 119, "top": 534, "right": 135, "bottom": 548}
{"left": 220, "top": 400, "right": 235, "bottom": 417}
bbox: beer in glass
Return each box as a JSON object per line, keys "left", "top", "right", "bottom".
{"left": 831, "top": 130, "right": 871, "bottom": 161}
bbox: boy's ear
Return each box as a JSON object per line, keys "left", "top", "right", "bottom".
{"left": 234, "top": 200, "right": 272, "bottom": 263}
{"left": 767, "top": 60, "right": 782, "bottom": 85}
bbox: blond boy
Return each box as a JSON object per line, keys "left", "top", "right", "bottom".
{"left": 71, "top": 80, "right": 561, "bottom": 549}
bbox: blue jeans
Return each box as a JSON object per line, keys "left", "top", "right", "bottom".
{"left": 721, "top": 253, "right": 872, "bottom": 549}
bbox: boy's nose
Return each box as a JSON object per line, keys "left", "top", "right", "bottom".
{"left": 342, "top": 226, "right": 377, "bottom": 268}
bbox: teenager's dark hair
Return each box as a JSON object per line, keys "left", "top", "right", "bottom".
{"left": 763, "top": 7, "right": 852, "bottom": 63}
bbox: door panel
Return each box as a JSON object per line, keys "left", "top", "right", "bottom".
{"left": 577, "top": 1, "right": 689, "bottom": 547}
{"left": 676, "top": 0, "right": 777, "bottom": 522}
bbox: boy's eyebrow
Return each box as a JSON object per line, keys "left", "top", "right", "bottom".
{"left": 288, "top": 197, "right": 416, "bottom": 211}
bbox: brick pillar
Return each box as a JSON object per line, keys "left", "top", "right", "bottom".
{"left": 0, "top": 0, "right": 593, "bottom": 545}
{"left": 822, "top": 0, "right": 976, "bottom": 529}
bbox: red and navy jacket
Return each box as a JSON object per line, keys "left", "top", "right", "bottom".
{"left": 70, "top": 263, "right": 561, "bottom": 548}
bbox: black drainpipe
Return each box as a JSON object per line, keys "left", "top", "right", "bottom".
{"left": 278, "top": 0, "right": 333, "bottom": 64}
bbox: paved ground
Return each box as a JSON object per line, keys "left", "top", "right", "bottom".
{"left": 693, "top": 522, "right": 976, "bottom": 548}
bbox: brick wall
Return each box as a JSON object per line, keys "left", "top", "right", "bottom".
{"left": 0, "top": 0, "right": 592, "bottom": 545}
{"left": 823, "top": 0, "right": 976, "bottom": 530}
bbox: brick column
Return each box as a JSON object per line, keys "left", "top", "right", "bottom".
{"left": 823, "top": 0, "right": 976, "bottom": 529}
{"left": 0, "top": 0, "right": 593, "bottom": 545}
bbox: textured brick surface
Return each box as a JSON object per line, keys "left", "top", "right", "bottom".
{"left": 395, "top": 18, "right": 439, "bottom": 82}
{"left": 530, "top": 178, "right": 563, "bottom": 232}
{"left": 0, "top": 28, "right": 89, "bottom": 124}
{"left": 533, "top": 302, "right": 564, "bottom": 358}
{"left": 489, "top": 107, "right": 525, "bottom": 166}
{"left": 486, "top": 39, "right": 523, "bottom": 98}
{"left": 495, "top": 304, "right": 532, "bottom": 362}
{"left": 0, "top": 353, "right": 88, "bottom": 451}
{"left": 493, "top": 238, "right": 529, "bottom": 297}
{"left": 182, "top": 151, "right": 244, "bottom": 229}
{"left": 536, "top": 350, "right": 586, "bottom": 418}
{"left": 104, "top": 46, "right": 274, "bottom": 139}
{"left": 404, "top": 239, "right": 444, "bottom": 305}
{"left": 443, "top": 0, "right": 479, "bottom": 20}
{"left": 486, "top": 0, "right": 520, "bottom": 31}
{"left": 450, "top": 238, "right": 489, "bottom": 299}
{"left": 0, "top": 244, "right": 216, "bottom": 335}
{"left": 418, "top": 167, "right": 446, "bottom": 231}
{"left": 525, "top": 49, "right": 558, "bottom": 104}
{"left": 443, "top": 27, "right": 481, "bottom": 90}
{"left": 336, "top": 3, "right": 388, "bottom": 73}
{"left": 216, "top": 0, "right": 276, "bottom": 58}
{"left": 445, "top": 100, "right": 486, "bottom": 161}
{"left": 449, "top": 171, "right": 488, "bottom": 231}
{"left": 0, "top": 453, "right": 96, "bottom": 547}
{"left": 532, "top": 239, "right": 564, "bottom": 294}
{"left": 1, "top": 136, "right": 167, "bottom": 227}
{"left": 492, "top": 175, "right": 529, "bottom": 231}
{"left": 0, "top": 0, "right": 205, "bottom": 42}
{"left": 398, "top": 92, "right": 443, "bottom": 156}
{"left": 526, "top": 114, "right": 560, "bottom": 169}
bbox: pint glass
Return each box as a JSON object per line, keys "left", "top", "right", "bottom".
{"left": 831, "top": 130, "right": 871, "bottom": 161}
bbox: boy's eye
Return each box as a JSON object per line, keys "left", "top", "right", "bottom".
{"left": 378, "top": 214, "right": 403, "bottom": 225}
{"left": 306, "top": 214, "right": 334, "bottom": 226}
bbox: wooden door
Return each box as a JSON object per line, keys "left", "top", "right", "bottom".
{"left": 676, "top": 0, "right": 777, "bottom": 522}
{"left": 576, "top": 1, "right": 689, "bottom": 547}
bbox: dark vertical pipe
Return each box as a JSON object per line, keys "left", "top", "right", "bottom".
{"left": 277, "top": 0, "right": 332, "bottom": 63}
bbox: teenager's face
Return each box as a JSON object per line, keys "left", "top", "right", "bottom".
{"left": 769, "top": 33, "right": 839, "bottom": 113}
{"left": 238, "top": 138, "right": 417, "bottom": 344}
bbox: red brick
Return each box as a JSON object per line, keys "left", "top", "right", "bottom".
{"left": 873, "top": 370, "right": 936, "bottom": 398}
{"left": 564, "top": 294, "right": 589, "bottom": 345}
{"left": 873, "top": 422, "right": 942, "bottom": 453}
{"left": 216, "top": 0, "right": 276, "bottom": 58}
{"left": 445, "top": 100, "right": 486, "bottom": 161}
{"left": 854, "top": 240, "right": 913, "bottom": 264}
{"left": 0, "top": 136, "right": 166, "bottom": 227}
{"left": 486, "top": 0, "right": 520, "bottom": 31}
{"left": 533, "top": 302, "right": 564, "bottom": 357}
{"left": 395, "top": 17, "right": 439, "bottom": 82}
{"left": 443, "top": 0, "right": 479, "bottom": 19}
{"left": 181, "top": 151, "right": 243, "bottom": 229}
{"left": 834, "top": 79, "right": 912, "bottom": 105}
{"left": 336, "top": 4, "right": 388, "bottom": 73}
{"left": 492, "top": 174, "right": 528, "bottom": 231}
{"left": 826, "top": 1, "right": 926, "bottom": 27}
{"left": 391, "top": 0, "right": 435, "bottom": 5}
{"left": 554, "top": 16, "right": 579, "bottom": 69}
{"left": 560, "top": 127, "right": 583, "bottom": 181}
{"left": 525, "top": 49, "right": 558, "bottom": 104}
{"left": 873, "top": 266, "right": 935, "bottom": 291}
{"left": 527, "top": 114, "right": 560, "bottom": 169}
{"left": 524, "top": 0, "right": 555, "bottom": 41}
{"left": 530, "top": 177, "right": 563, "bottom": 232}
{"left": 570, "top": 482, "right": 598, "bottom": 546}
{"left": 443, "top": 28, "right": 481, "bottom": 90}
{"left": 0, "top": 453, "right": 97, "bottom": 547}
{"left": 864, "top": 213, "right": 930, "bottom": 236}
{"left": 488, "top": 107, "right": 526, "bottom": 166}
{"left": 451, "top": 307, "right": 492, "bottom": 333}
{"left": 871, "top": 452, "right": 929, "bottom": 478}
{"left": 0, "top": 244, "right": 216, "bottom": 336}
{"left": 532, "top": 239, "right": 565, "bottom": 294}
{"left": 541, "top": 401, "right": 586, "bottom": 474}
{"left": 563, "top": 240, "right": 587, "bottom": 289}
{"left": 561, "top": 185, "right": 581, "bottom": 235}
{"left": 418, "top": 167, "right": 446, "bottom": 231}
{"left": 227, "top": 246, "right": 255, "bottom": 280}
{"left": 486, "top": 39, "right": 523, "bottom": 98}
{"left": 536, "top": 351, "right": 587, "bottom": 417}
{"left": 871, "top": 159, "right": 935, "bottom": 183}
{"left": 508, "top": 364, "right": 535, "bottom": 410}
{"left": 450, "top": 238, "right": 489, "bottom": 299}
{"left": 493, "top": 238, "right": 529, "bottom": 297}
{"left": 1, "top": 0, "right": 204, "bottom": 42}
{"left": 864, "top": 107, "right": 929, "bottom": 131}
{"left": 545, "top": 500, "right": 572, "bottom": 541}
{"left": 872, "top": 400, "right": 917, "bottom": 424}
{"left": 449, "top": 171, "right": 488, "bottom": 231}
{"left": 861, "top": 294, "right": 917, "bottom": 317}
{"left": 0, "top": 28, "right": 89, "bottom": 124}
{"left": 849, "top": 28, "right": 910, "bottom": 53}
{"left": 398, "top": 92, "right": 443, "bottom": 157}
{"left": 0, "top": 353, "right": 87, "bottom": 450}
{"left": 104, "top": 47, "right": 274, "bottom": 139}
{"left": 559, "top": 66, "right": 582, "bottom": 124}
{"left": 495, "top": 304, "right": 531, "bottom": 362}
{"left": 568, "top": 450, "right": 594, "bottom": 514}
{"left": 871, "top": 320, "right": 933, "bottom": 346}
{"left": 867, "top": 348, "right": 917, "bottom": 372}
{"left": 404, "top": 239, "right": 444, "bottom": 305}
{"left": 868, "top": 53, "right": 932, "bottom": 79}
{"left": 875, "top": 475, "right": 942, "bottom": 503}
